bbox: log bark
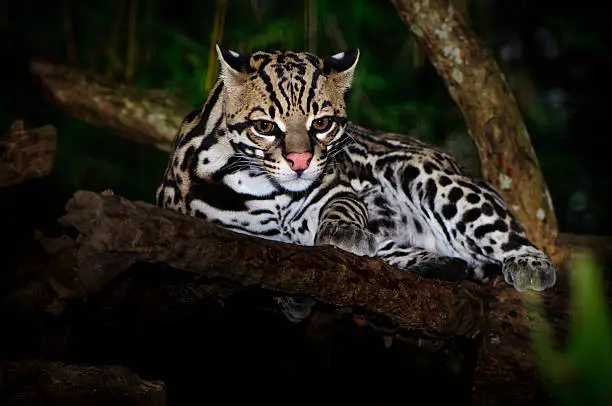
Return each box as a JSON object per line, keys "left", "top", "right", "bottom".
{"left": 0, "top": 360, "right": 166, "bottom": 406}
{"left": 0, "top": 120, "right": 57, "bottom": 187}
{"left": 40, "top": 190, "right": 484, "bottom": 340}
{"left": 389, "top": 0, "right": 560, "bottom": 262}
{"left": 23, "top": 190, "right": 569, "bottom": 405}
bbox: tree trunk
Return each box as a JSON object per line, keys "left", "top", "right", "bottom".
{"left": 390, "top": 0, "right": 560, "bottom": 263}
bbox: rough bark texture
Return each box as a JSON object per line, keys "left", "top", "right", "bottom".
{"left": 20, "top": 189, "right": 569, "bottom": 405}
{"left": 0, "top": 360, "right": 166, "bottom": 405}
{"left": 390, "top": 0, "right": 560, "bottom": 262}
{"left": 41, "top": 190, "right": 483, "bottom": 340}
{"left": 0, "top": 121, "right": 57, "bottom": 187}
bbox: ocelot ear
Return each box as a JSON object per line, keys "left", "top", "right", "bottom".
{"left": 323, "top": 48, "right": 360, "bottom": 90}
{"left": 215, "top": 44, "right": 249, "bottom": 87}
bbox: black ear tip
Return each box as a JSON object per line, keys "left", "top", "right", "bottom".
{"left": 217, "top": 46, "right": 251, "bottom": 72}
{"left": 323, "top": 48, "right": 360, "bottom": 73}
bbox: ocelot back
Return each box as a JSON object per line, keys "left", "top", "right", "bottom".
{"left": 156, "top": 45, "right": 556, "bottom": 322}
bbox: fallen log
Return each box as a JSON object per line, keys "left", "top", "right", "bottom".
{"left": 39, "top": 190, "right": 484, "bottom": 340}
{"left": 0, "top": 360, "right": 166, "bottom": 406}
{"left": 0, "top": 120, "right": 57, "bottom": 188}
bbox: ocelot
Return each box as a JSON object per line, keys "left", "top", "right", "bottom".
{"left": 156, "top": 46, "right": 557, "bottom": 322}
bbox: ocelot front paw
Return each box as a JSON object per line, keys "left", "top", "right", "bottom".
{"left": 502, "top": 253, "right": 557, "bottom": 292}
{"left": 315, "top": 221, "right": 377, "bottom": 257}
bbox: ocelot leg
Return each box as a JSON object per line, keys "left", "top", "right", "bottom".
{"left": 375, "top": 240, "right": 469, "bottom": 282}
{"left": 274, "top": 193, "right": 377, "bottom": 324}
{"left": 399, "top": 162, "right": 556, "bottom": 291}
{"left": 362, "top": 187, "right": 471, "bottom": 281}
{"left": 315, "top": 193, "right": 378, "bottom": 256}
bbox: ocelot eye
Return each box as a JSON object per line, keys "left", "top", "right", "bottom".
{"left": 311, "top": 117, "right": 333, "bottom": 132}
{"left": 253, "top": 120, "right": 277, "bottom": 135}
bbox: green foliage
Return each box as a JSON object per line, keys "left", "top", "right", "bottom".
{"left": 532, "top": 251, "right": 612, "bottom": 405}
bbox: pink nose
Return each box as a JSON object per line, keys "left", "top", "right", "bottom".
{"left": 286, "top": 152, "right": 313, "bottom": 171}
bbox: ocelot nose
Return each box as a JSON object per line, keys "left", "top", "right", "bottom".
{"left": 286, "top": 152, "right": 313, "bottom": 172}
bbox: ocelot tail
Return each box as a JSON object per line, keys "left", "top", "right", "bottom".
{"left": 156, "top": 45, "right": 557, "bottom": 323}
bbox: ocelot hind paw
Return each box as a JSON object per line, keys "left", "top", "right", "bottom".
{"left": 411, "top": 256, "right": 469, "bottom": 282}
{"left": 315, "top": 222, "right": 377, "bottom": 257}
{"left": 274, "top": 296, "right": 317, "bottom": 323}
{"left": 502, "top": 253, "right": 557, "bottom": 292}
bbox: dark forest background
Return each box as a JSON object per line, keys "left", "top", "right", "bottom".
{"left": 0, "top": 0, "right": 610, "bottom": 234}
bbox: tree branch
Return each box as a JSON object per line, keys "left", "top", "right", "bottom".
{"left": 389, "top": 0, "right": 560, "bottom": 262}
{"left": 30, "top": 60, "right": 186, "bottom": 152}
{"left": 42, "top": 190, "right": 483, "bottom": 340}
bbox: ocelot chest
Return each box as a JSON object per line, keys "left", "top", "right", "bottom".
{"left": 190, "top": 169, "right": 342, "bottom": 246}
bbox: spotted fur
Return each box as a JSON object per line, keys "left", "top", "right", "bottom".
{"left": 156, "top": 46, "right": 557, "bottom": 322}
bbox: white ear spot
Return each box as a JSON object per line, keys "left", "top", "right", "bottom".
{"left": 331, "top": 52, "right": 345, "bottom": 60}
{"left": 229, "top": 50, "right": 240, "bottom": 57}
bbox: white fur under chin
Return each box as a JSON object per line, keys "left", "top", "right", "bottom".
{"left": 273, "top": 162, "right": 322, "bottom": 192}
{"left": 277, "top": 175, "right": 317, "bottom": 192}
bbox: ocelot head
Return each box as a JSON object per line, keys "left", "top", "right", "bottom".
{"left": 216, "top": 45, "right": 359, "bottom": 192}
